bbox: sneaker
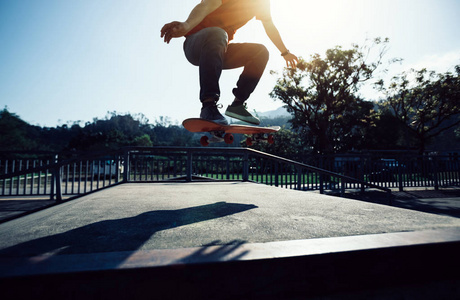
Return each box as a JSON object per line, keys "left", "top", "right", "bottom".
{"left": 225, "top": 102, "right": 260, "bottom": 125}
{"left": 200, "top": 103, "right": 228, "bottom": 125}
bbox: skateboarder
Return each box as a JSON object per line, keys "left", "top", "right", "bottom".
{"left": 161, "top": 0, "right": 298, "bottom": 125}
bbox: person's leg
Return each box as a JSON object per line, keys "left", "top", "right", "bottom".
{"left": 183, "top": 27, "right": 228, "bottom": 101}
{"left": 183, "top": 27, "right": 229, "bottom": 124}
{"left": 223, "top": 43, "right": 269, "bottom": 125}
{"left": 223, "top": 43, "right": 269, "bottom": 101}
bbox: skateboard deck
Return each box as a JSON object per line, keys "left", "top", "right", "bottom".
{"left": 182, "top": 118, "right": 280, "bottom": 146}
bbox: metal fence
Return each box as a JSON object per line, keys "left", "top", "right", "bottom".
{"left": 315, "top": 154, "right": 460, "bottom": 191}
{"left": 1, "top": 147, "right": 459, "bottom": 202}
{"left": 0, "top": 151, "right": 125, "bottom": 201}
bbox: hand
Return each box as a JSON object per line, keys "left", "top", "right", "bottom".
{"left": 160, "top": 21, "right": 191, "bottom": 44}
{"left": 283, "top": 52, "right": 299, "bottom": 69}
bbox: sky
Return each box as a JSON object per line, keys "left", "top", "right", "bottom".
{"left": 0, "top": 0, "right": 459, "bottom": 127}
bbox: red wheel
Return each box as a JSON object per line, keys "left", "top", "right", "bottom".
{"left": 200, "top": 136, "right": 209, "bottom": 146}
{"left": 224, "top": 133, "right": 234, "bottom": 144}
{"left": 246, "top": 137, "right": 253, "bottom": 146}
{"left": 267, "top": 134, "right": 275, "bottom": 144}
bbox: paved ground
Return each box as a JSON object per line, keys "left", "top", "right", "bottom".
{"left": 2, "top": 185, "right": 459, "bottom": 224}
{"left": 1, "top": 182, "right": 459, "bottom": 258}
{"left": 0, "top": 196, "right": 70, "bottom": 223}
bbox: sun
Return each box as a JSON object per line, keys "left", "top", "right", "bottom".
{"left": 269, "top": 0, "right": 360, "bottom": 50}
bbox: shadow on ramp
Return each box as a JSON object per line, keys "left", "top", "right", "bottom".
{"left": 176, "top": 240, "right": 249, "bottom": 265}
{"left": 0, "top": 202, "right": 257, "bottom": 272}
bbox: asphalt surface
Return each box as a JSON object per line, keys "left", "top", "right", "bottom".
{"left": 0, "top": 196, "right": 69, "bottom": 223}
{"left": 1, "top": 182, "right": 459, "bottom": 257}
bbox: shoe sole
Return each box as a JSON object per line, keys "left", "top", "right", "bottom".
{"left": 225, "top": 111, "right": 260, "bottom": 125}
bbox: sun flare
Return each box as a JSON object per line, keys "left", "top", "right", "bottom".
{"left": 269, "top": 0, "right": 376, "bottom": 53}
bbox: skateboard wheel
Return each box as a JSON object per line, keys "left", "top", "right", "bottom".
{"left": 246, "top": 137, "right": 253, "bottom": 146}
{"left": 268, "top": 134, "right": 275, "bottom": 144}
{"left": 224, "top": 133, "right": 234, "bottom": 144}
{"left": 200, "top": 136, "right": 209, "bottom": 146}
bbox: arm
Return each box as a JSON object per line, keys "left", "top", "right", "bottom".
{"left": 161, "top": 0, "right": 222, "bottom": 44}
{"left": 262, "top": 20, "right": 298, "bottom": 68}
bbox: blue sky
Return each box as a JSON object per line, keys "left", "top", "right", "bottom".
{"left": 1, "top": 0, "right": 459, "bottom": 127}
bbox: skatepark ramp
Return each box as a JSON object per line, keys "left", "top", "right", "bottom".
{"left": 1, "top": 182, "right": 459, "bottom": 299}
{"left": 1, "top": 147, "right": 391, "bottom": 203}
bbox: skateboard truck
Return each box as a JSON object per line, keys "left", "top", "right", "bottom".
{"left": 245, "top": 133, "right": 275, "bottom": 146}
{"left": 200, "top": 132, "right": 234, "bottom": 146}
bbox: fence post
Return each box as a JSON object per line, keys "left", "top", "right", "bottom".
{"left": 359, "top": 156, "right": 365, "bottom": 194}
{"left": 53, "top": 166, "right": 62, "bottom": 202}
{"left": 296, "top": 167, "right": 302, "bottom": 190}
{"left": 123, "top": 150, "right": 130, "bottom": 183}
{"left": 319, "top": 158, "right": 324, "bottom": 194}
{"left": 274, "top": 162, "right": 279, "bottom": 187}
{"left": 186, "top": 150, "right": 192, "bottom": 182}
{"left": 398, "top": 155, "right": 404, "bottom": 192}
{"left": 50, "top": 154, "right": 62, "bottom": 202}
{"left": 340, "top": 178, "right": 345, "bottom": 197}
{"left": 115, "top": 155, "right": 121, "bottom": 183}
{"left": 433, "top": 156, "right": 439, "bottom": 190}
{"left": 226, "top": 156, "right": 230, "bottom": 180}
{"left": 50, "top": 157, "right": 55, "bottom": 201}
{"left": 319, "top": 175, "right": 324, "bottom": 194}
{"left": 242, "top": 152, "right": 249, "bottom": 182}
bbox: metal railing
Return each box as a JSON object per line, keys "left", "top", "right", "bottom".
{"left": 313, "top": 154, "right": 460, "bottom": 191}
{"left": 2, "top": 147, "right": 459, "bottom": 202}
{"left": 0, "top": 151, "right": 125, "bottom": 201}
{"left": 1, "top": 147, "right": 393, "bottom": 202}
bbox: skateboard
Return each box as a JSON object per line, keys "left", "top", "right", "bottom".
{"left": 182, "top": 118, "right": 280, "bottom": 146}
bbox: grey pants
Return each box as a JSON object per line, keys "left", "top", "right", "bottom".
{"left": 183, "top": 27, "right": 269, "bottom": 102}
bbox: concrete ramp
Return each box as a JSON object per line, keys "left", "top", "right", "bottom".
{"left": 1, "top": 182, "right": 459, "bottom": 299}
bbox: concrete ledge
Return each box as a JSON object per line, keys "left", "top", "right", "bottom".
{"left": 1, "top": 227, "right": 459, "bottom": 277}
{"left": 1, "top": 228, "right": 459, "bottom": 299}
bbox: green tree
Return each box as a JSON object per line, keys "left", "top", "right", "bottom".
{"left": 377, "top": 66, "right": 460, "bottom": 154}
{"left": 132, "top": 134, "right": 153, "bottom": 147}
{"left": 365, "top": 107, "right": 416, "bottom": 150}
{"left": 0, "top": 108, "right": 39, "bottom": 151}
{"left": 270, "top": 38, "right": 396, "bottom": 154}
{"left": 323, "top": 99, "right": 381, "bottom": 152}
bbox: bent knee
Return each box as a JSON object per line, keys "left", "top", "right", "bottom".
{"left": 257, "top": 44, "right": 269, "bottom": 62}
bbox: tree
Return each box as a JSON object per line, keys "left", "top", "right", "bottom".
{"left": 377, "top": 66, "right": 460, "bottom": 154}
{"left": 270, "top": 38, "right": 396, "bottom": 154}
{"left": 364, "top": 106, "right": 416, "bottom": 150}
{"left": 0, "top": 108, "right": 40, "bottom": 151}
{"left": 132, "top": 134, "right": 153, "bottom": 147}
{"left": 331, "top": 99, "right": 380, "bottom": 152}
